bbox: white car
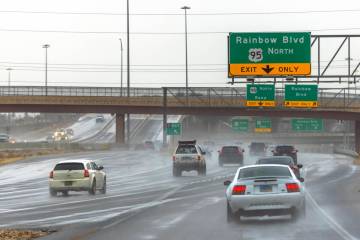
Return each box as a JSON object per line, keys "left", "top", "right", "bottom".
{"left": 172, "top": 140, "right": 206, "bottom": 177}
{"left": 224, "top": 164, "right": 305, "bottom": 222}
{"left": 49, "top": 160, "right": 106, "bottom": 196}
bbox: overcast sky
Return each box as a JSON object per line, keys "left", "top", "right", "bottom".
{"left": 0, "top": 0, "right": 360, "bottom": 88}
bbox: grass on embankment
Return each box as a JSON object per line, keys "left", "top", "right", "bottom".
{"left": 0, "top": 149, "right": 74, "bottom": 166}
{"left": 0, "top": 229, "right": 51, "bottom": 240}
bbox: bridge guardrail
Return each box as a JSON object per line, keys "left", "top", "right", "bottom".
{"left": 0, "top": 86, "right": 359, "bottom": 111}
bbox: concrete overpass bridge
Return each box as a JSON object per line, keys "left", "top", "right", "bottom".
{"left": 0, "top": 86, "right": 359, "bottom": 153}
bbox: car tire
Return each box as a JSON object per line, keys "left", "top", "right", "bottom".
{"left": 62, "top": 190, "right": 69, "bottom": 196}
{"left": 291, "top": 206, "right": 304, "bottom": 222}
{"left": 89, "top": 179, "right": 96, "bottom": 195}
{"left": 49, "top": 188, "right": 57, "bottom": 197}
{"left": 100, "top": 178, "right": 106, "bottom": 194}
{"left": 198, "top": 164, "right": 206, "bottom": 176}
{"left": 227, "top": 202, "right": 240, "bottom": 223}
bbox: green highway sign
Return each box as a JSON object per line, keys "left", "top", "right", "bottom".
{"left": 292, "top": 119, "right": 323, "bottom": 132}
{"left": 166, "top": 123, "right": 181, "bottom": 135}
{"left": 284, "top": 84, "right": 318, "bottom": 108}
{"left": 228, "top": 32, "right": 311, "bottom": 76}
{"left": 255, "top": 118, "right": 272, "bottom": 133}
{"left": 231, "top": 118, "right": 249, "bottom": 132}
{"left": 246, "top": 84, "right": 275, "bottom": 107}
{"left": 292, "top": 119, "right": 323, "bottom": 131}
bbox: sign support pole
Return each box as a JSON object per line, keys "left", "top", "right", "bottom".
{"left": 162, "top": 87, "right": 168, "bottom": 148}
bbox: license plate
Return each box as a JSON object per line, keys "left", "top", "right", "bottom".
{"left": 181, "top": 157, "right": 193, "bottom": 161}
{"left": 260, "top": 185, "right": 272, "bottom": 192}
{"left": 64, "top": 181, "right": 73, "bottom": 186}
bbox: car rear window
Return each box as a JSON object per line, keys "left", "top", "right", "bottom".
{"left": 176, "top": 145, "right": 197, "bottom": 154}
{"left": 257, "top": 157, "right": 293, "bottom": 165}
{"left": 276, "top": 146, "right": 294, "bottom": 151}
{"left": 54, "top": 162, "right": 85, "bottom": 171}
{"left": 250, "top": 143, "right": 265, "bottom": 149}
{"left": 222, "top": 146, "right": 238, "bottom": 153}
{"left": 238, "top": 166, "right": 291, "bottom": 179}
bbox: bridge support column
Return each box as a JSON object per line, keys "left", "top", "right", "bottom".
{"left": 356, "top": 120, "right": 360, "bottom": 155}
{"left": 115, "top": 113, "right": 125, "bottom": 145}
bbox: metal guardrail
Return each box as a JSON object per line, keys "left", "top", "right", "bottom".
{"left": 0, "top": 86, "right": 359, "bottom": 110}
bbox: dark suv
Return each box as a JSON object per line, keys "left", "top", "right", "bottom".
{"left": 218, "top": 146, "right": 244, "bottom": 166}
{"left": 272, "top": 145, "right": 298, "bottom": 164}
{"left": 249, "top": 142, "right": 266, "bottom": 156}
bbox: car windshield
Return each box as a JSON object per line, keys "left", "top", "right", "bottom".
{"left": 238, "top": 166, "right": 292, "bottom": 179}
{"left": 222, "top": 146, "right": 238, "bottom": 153}
{"left": 257, "top": 157, "right": 293, "bottom": 165}
{"left": 54, "top": 162, "right": 85, "bottom": 171}
{"left": 176, "top": 145, "right": 197, "bottom": 154}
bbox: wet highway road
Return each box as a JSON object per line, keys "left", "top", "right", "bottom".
{"left": 0, "top": 150, "right": 359, "bottom": 240}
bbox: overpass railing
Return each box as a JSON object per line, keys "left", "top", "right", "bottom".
{"left": 0, "top": 86, "right": 359, "bottom": 110}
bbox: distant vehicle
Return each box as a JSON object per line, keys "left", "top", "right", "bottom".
{"left": 224, "top": 164, "right": 305, "bottom": 222}
{"left": 218, "top": 146, "right": 244, "bottom": 166}
{"left": 256, "top": 156, "right": 302, "bottom": 179}
{"left": 96, "top": 115, "right": 105, "bottom": 123}
{"left": 0, "top": 133, "right": 10, "bottom": 143}
{"left": 249, "top": 142, "right": 266, "bottom": 156}
{"left": 49, "top": 160, "right": 106, "bottom": 196}
{"left": 53, "top": 128, "right": 69, "bottom": 141}
{"left": 172, "top": 140, "right": 206, "bottom": 177}
{"left": 272, "top": 145, "right": 298, "bottom": 164}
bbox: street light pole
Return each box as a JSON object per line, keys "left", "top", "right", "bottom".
{"left": 181, "top": 6, "right": 190, "bottom": 105}
{"left": 119, "top": 38, "right": 123, "bottom": 96}
{"left": 6, "top": 68, "right": 12, "bottom": 88}
{"left": 126, "top": 0, "right": 131, "bottom": 145}
{"left": 42, "top": 44, "right": 50, "bottom": 96}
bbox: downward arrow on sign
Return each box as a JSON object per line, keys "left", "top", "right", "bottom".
{"left": 262, "top": 65, "right": 274, "bottom": 74}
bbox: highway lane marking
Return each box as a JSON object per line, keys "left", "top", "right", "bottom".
{"left": 306, "top": 191, "right": 357, "bottom": 240}
{"left": 100, "top": 173, "right": 234, "bottom": 230}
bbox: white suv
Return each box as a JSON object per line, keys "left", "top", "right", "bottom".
{"left": 172, "top": 140, "right": 207, "bottom": 177}
{"left": 49, "top": 160, "right": 106, "bottom": 196}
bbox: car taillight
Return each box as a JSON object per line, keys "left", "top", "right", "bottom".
{"left": 49, "top": 171, "right": 54, "bottom": 179}
{"left": 197, "top": 155, "right": 201, "bottom": 160}
{"left": 286, "top": 183, "right": 300, "bottom": 193}
{"left": 172, "top": 156, "right": 176, "bottom": 161}
{"left": 84, "top": 169, "right": 90, "bottom": 178}
{"left": 232, "top": 185, "right": 246, "bottom": 195}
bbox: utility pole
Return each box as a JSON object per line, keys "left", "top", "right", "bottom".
{"left": 6, "top": 68, "right": 12, "bottom": 88}
{"left": 119, "top": 38, "right": 124, "bottom": 96}
{"left": 126, "top": 0, "right": 131, "bottom": 145}
{"left": 181, "top": 6, "right": 190, "bottom": 105}
{"left": 42, "top": 44, "right": 50, "bottom": 96}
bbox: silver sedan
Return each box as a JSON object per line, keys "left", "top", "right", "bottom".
{"left": 224, "top": 164, "right": 305, "bottom": 222}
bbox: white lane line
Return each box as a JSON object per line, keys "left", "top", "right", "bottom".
{"left": 306, "top": 191, "right": 357, "bottom": 240}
